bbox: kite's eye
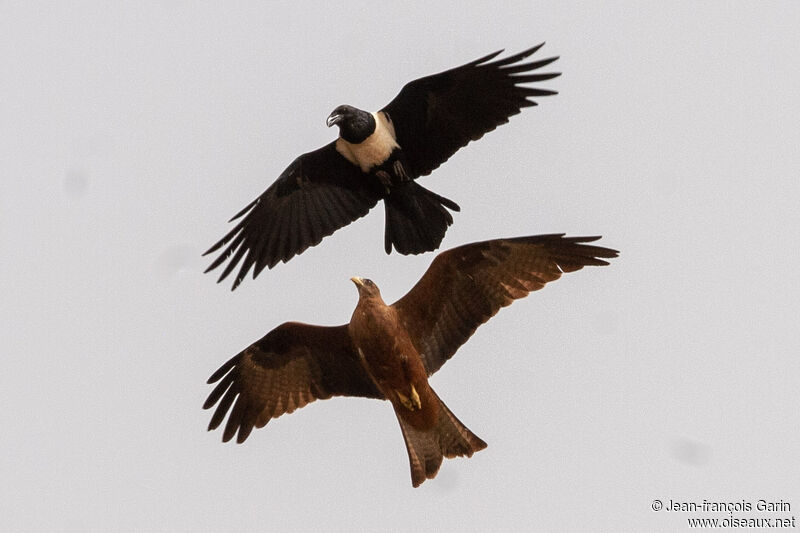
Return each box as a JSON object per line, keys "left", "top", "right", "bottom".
{"left": 365, "top": 279, "right": 375, "bottom": 287}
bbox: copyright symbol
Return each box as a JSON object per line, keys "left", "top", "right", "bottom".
{"left": 652, "top": 500, "right": 663, "bottom": 512}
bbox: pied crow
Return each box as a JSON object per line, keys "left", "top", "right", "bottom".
{"left": 205, "top": 43, "right": 560, "bottom": 289}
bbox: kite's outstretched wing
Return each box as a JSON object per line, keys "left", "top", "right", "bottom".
{"left": 392, "top": 234, "right": 618, "bottom": 375}
{"left": 204, "top": 322, "right": 384, "bottom": 443}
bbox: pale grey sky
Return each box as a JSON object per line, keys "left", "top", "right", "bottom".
{"left": 2, "top": 2, "right": 799, "bottom": 531}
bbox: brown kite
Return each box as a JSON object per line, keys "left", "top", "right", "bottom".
{"left": 204, "top": 234, "right": 617, "bottom": 486}
{"left": 204, "top": 44, "right": 560, "bottom": 289}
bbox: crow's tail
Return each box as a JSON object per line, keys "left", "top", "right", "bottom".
{"left": 383, "top": 182, "right": 460, "bottom": 255}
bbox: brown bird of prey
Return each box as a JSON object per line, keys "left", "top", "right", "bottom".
{"left": 203, "top": 234, "right": 617, "bottom": 486}
{"left": 204, "top": 44, "right": 560, "bottom": 289}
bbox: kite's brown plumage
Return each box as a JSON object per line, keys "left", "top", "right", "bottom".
{"left": 204, "top": 234, "right": 618, "bottom": 486}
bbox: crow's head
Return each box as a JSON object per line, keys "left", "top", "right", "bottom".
{"left": 327, "top": 105, "right": 376, "bottom": 144}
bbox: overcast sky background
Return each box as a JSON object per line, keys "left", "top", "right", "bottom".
{"left": 2, "top": 2, "right": 799, "bottom": 532}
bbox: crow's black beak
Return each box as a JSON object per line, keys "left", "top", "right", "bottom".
{"left": 326, "top": 113, "right": 342, "bottom": 127}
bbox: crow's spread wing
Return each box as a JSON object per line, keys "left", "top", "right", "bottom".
{"left": 204, "top": 142, "right": 381, "bottom": 290}
{"left": 381, "top": 43, "right": 560, "bottom": 177}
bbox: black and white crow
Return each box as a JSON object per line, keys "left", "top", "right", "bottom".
{"left": 205, "top": 43, "right": 560, "bottom": 289}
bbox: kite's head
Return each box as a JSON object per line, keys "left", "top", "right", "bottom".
{"left": 327, "top": 105, "right": 375, "bottom": 144}
{"left": 350, "top": 276, "right": 381, "bottom": 299}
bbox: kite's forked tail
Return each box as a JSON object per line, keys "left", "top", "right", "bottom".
{"left": 383, "top": 181, "right": 460, "bottom": 255}
{"left": 395, "top": 389, "right": 487, "bottom": 487}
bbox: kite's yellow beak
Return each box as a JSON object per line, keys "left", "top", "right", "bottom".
{"left": 350, "top": 276, "right": 365, "bottom": 288}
